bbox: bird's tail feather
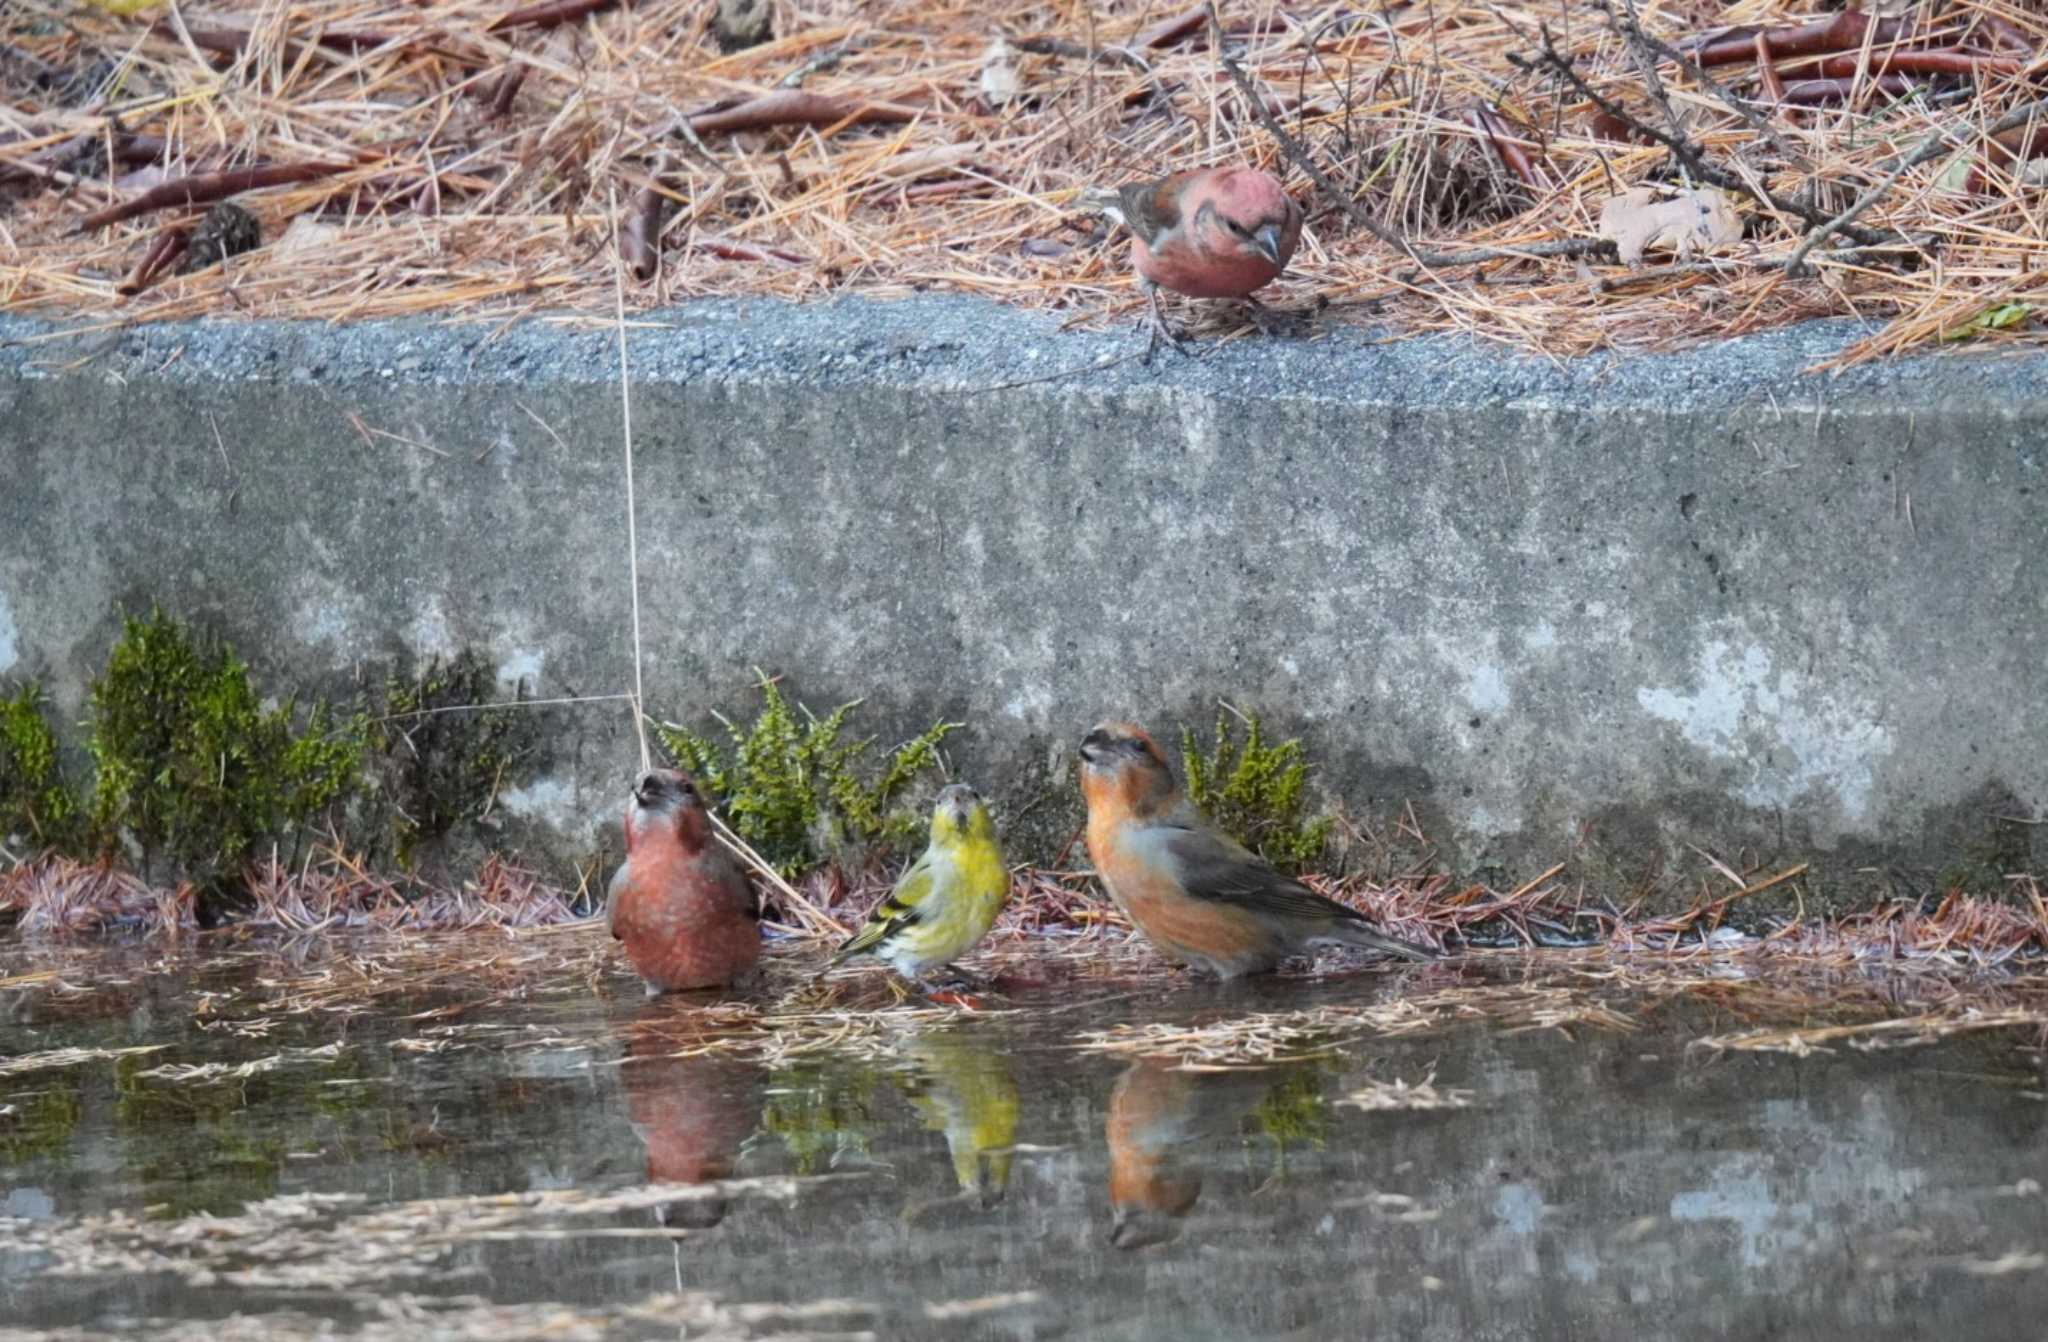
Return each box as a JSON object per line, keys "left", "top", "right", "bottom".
{"left": 1076, "top": 187, "right": 1128, "bottom": 228}
{"left": 1326, "top": 920, "right": 1441, "bottom": 962}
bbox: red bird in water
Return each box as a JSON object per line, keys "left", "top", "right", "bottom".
{"left": 619, "top": 1017, "right": 762, "bottom": 1227}
{"left": 606, "top": 769, "right": 760, "bottom": 994}
{"left": 1084, "top": 166, "right": 1304, "bottom": 358}
{"left": 1079, "top": 721, "right": 1439, "bottom": 978}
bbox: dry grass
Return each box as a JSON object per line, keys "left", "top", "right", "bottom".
{"left": 8, "top": 839, "right": 2048, "bottom": 975}
{"left": 2, "top": 1, "right": 2046, "bottom": 364}
{"left": 10, "top": 887, "right": 2048, "bottom": 1070}
{"left": 0, "top": 857, "right": 197, "bottom": 935}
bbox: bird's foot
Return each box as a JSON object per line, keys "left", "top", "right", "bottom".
{"left": 1140, "top": 288, "right": 1190, "bottom": 365}
{"left": 916, "top": 965, "right": 992, "bottom": 1009}
{"left": 1240, "top": 297, "right": 1308, "bottom": 339}
{"left": 1141, "top": 316, "right": 1189, "bottom": 365}
{"left": 924, "top": 964, "right": 990, "bottom": 993}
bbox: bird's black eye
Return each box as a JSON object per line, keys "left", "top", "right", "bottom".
{"left": 1227, "top": 219, "right": 1249, "bottom": 236}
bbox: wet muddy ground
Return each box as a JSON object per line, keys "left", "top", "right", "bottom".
{"left": 3, "top": 933, "right": 2047, "bottom": 1340}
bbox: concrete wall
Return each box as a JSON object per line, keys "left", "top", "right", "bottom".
{"left": 1, "top": 299, "right": 2041, "bottom": 907}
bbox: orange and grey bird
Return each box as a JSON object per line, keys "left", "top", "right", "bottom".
{"left": 606, "top": 768, "right": 761, "bottom": 994}
{"left": 1105, "top": 1058, "right": 1277, "bottom": 1250}
{"left": 1078, "top": 721, "right": 1439, "bottom": 978}
{"left": 1082, "top": 166, "right": 1304, "bottom": 357}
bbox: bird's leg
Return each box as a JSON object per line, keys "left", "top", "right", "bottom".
{"left": 1140, "top": 280, "right": 1187, "bottom": 365}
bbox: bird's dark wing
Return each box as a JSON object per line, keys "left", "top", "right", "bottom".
{"left": 695, "top": 845, "right": 758, "bottom": 921}
{"left": 604, "top": 863, "right": 628, "bottom": 939}
{"left": 1160, "top": 823, "right": 1357, "bottom": 925}
{"left": 831, "top": 854, "right": 932, "bottom": 962}
{"left": 1116, "top": 174, "right": 1193, "bottom": 249}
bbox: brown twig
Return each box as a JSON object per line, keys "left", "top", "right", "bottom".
{"left": 154, "top": 21, "right": 409, "bottom": 59}
{"left": 623, "top": 155, "right": 673, "bottom": 280}
{"left": 1787, "top": 97, "right": 2048, "bottom": 276}
{"left": 686, "top": 91, "right": 920, "bottom": 137}
{"left": 1136, "top": 5, "right": 1208, "bottom": 51}
{"left": 1599, "top": 4, "right": 1802, "bottom": 165}
{"left": 115, "top": 227, "right": 190, "bottom": 296}
{"left": 488, "top": 0, "right": 621, "bottom": 35}
{"left": 1682, "top": 12, "right": 1913, "bottom": 68}
{"left": 1812, "top": 49, "right": 2022, "bottom": 80}
{"left": 1396, "top": 237, "right": 1616, "bottom": 280}
{"left": 488, "top": 62, "right": 529, "bottom": 119}
{"left": 1780, "top": 75, "right": 1915, "bottom": 108}
{"left": 1468, "top": 101, "right": 1545, "bottom": 189}
{"left": 1511, "top": 26, "right": 1891, "bottom": 247}
{"left": 78, "top": 161, "right": 356, "bottom": 232}
{"left": 691, "top": 234, "right": 805, "bottom": 264}
{"left": 1011, "top": 34, "right": 1147, "bottom": 70}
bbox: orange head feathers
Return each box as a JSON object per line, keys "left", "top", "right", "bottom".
{"left": 1078, "top": 720, "right": 1179, "bottom": 823}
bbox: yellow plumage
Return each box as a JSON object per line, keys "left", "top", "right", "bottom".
{"left": 900, "top": 1034, "right": 1019, "bottom": 1209}
{"left": 832, "top": 784, "right": 1008, "bottom": 978}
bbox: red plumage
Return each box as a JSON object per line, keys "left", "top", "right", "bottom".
{"left": 606, "top": 769, "right": 760, "bottom": 993}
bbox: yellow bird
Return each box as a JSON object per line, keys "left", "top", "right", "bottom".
{"left": 832, "top": 784, "right": 1008, "bottom": 983}
{"left": 899, "top": 1033, "right": 1020, "bottom": 1212}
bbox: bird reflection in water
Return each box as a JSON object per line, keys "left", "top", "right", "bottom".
{"left": 896, "top": 1031, "right": 1021, "bottom": 1218}
{"left": 617, "top": 1011, "right": 765, "bottom": 1229}
{"left": 1105, "top": 1058, "right": 1300, "bottom": 1250}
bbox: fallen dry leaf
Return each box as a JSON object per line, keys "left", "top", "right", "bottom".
{"left": 1598, "top": 187, "right": 1742, "bottom": 266}
{"left": 274, "top": 215, "right": 343, "bottom": 261}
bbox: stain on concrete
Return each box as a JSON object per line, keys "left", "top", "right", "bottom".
{"left": 1638, "top": 636, "right": 1893, "bottom": 828}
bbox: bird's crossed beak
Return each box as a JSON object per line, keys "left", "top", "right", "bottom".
{"left": 1251, "top": 222, "right": 1283, "bottom": 268}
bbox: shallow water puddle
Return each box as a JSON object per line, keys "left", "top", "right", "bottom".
{"left": 4, "top": 938, "right": 2048, "bottom": 1339}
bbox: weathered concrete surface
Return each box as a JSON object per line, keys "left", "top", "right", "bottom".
{"left": 0, "top": 299, "right": 2041, "bottom": 907}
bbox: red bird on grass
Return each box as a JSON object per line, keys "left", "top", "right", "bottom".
{"left": 606, "top": 769, "right": 760, "bottom": 994}
{"left": 1078, "top": 720, "right": 1440, "bottom": 978}
{"left": 1083, "top": 166, "right": 1304, "bottom": 359}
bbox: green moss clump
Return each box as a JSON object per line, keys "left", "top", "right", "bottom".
{"left": 1182, "top": 710, "right": 1331, "bottom": 872}
{"left": 653, "top": 672, "right": 957, "bottom": 876}
{"left": 86, "top": 607, "right": 364, "bottom": 887}
{"left": 1, "top": 681, "right": 80, "bottom": 851}
{"left": 371, "top": 650, "right": 544, "bottom": 867}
